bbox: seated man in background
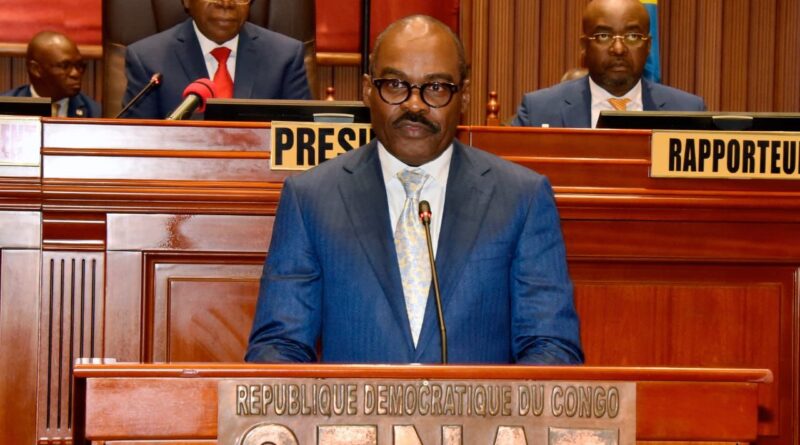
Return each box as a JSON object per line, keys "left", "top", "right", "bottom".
{"left": 246, "top": 15, "right": 583, "bottom": 365}
{"left": 3, "top": 31, "right": 100, "bottom": 118}
{"left": 512, "top": 0, "right": 705, "bottom": 128}
{"left": 123, "top": 0, "right": 311, "bottom": 119}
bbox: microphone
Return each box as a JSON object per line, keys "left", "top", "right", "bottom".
{"left": 166, "top": 78, "right": 216, "bottom": 120}
{"left": 115, "top": 72, "right": 162, "bottom": 118}
{"left": 419, "top": 200, "right": 447, "bottom": 364}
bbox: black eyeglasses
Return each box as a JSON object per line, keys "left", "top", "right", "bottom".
{"left": 49, "top": 61, "right": 87, "bottom": 73}
{"left": 585, "top": 32, "right": 650, "bottom": 48}
{"left": 371, "top": 78, "right": 461, "bottom": 108}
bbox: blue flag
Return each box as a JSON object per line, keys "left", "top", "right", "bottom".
{"left": 641, "top": 0, "right": 660, "bottom": 83}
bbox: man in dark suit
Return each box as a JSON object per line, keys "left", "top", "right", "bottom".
{"left": 3, "top": 31, "right": 100, "bottom": 118}
{"left": 246, "top": 15, "right": 583, "bottom": 365}
{"left": 512, "top": 0, "right": 705, "bottom": 128}
{"left": 123, "top": 0, "right": 311, "bottom": 119}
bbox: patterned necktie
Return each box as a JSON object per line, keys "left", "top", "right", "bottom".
{"left": 210, "top": 47, "right": 234, "bottom": 98}
{"left": 608, "top": 97, "right": 631, "bottom": 111}
{"left": 395, "top": 168, "right": 431, "bottom": 346}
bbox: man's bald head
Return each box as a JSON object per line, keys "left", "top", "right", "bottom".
{"left": 27, "top": 31, "right": 77, "bottom": 62}
{"left": 370, "top": 15, "right": 468, "bottom": 84}
{"left": 26, "top": 31, "right": 85, "bottom": 101}
{"left": 583, "top": 0, "right": 650, "bottom": 34}
{"left": 580, "top": 0, "right": 652, "bottom": 96}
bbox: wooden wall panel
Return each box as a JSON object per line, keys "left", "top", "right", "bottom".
{"left": 147, "top": 258, "right": 263, "bottom": 362}
{"left": 695, "top": 0, "right": 723, "bottom": 111}
{"left": 0, "top": 249, "right": 40, "bottom": 445}
{"left": 720, "top": 0, "right": 750, "bottom": 111}
{"left": 154, "top": 264, "right": 261, "bottom": 363}
{"left": 747, "top": 0, "right": 777, "bottom": 112}
{"left": 774, "top": 0, "right": 800, "bottom": 112}
{"left": 37, "top": 252, "right": 103, "bottom": 443}
{"left": 573, "top": 267, "right": 787, "bottom": 437}
{"left": 487, "top": 0, "right": 514, "bottom": 128}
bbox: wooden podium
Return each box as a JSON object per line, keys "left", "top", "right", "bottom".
{"left": 0, "top": 117, "right": 797, "bottom": 444}
{"left": 72, "top": 363, "right": 771, "bottom": 444}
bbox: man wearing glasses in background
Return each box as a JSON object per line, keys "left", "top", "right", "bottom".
{"left": 3, "top": 31, "right": 100, "bottom": 118}
{"left": 246, "top": 15, "right": 584, "bottom": 365}
{"left": 512, "top": 0, "right": 705, "bottom": 128}
{"left": 123, "top": 0, "right": 310, "bottom": 119}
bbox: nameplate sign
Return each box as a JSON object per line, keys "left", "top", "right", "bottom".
{"left": 0, "top": 116, "right": 41, "bottom": 167}
{"left": 651, "top": 130, "right": 800, "bottom": 179}
{"left": 218, "top": 378, "right": 635, "bottom": 445}
{"left": 270, "top": 122, "right": 374, "bottom": 171}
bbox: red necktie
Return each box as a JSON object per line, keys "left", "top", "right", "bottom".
{"left": 210, "top": 47, "right": 233, "bottom": 98}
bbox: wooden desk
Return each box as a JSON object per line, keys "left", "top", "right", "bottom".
{"left": 0, "top": 118, "right": 796, "bottom": 444}
{"left": 72, "top": 363, "right": 771, "bottom": 444}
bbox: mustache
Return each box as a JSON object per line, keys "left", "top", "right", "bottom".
{"left": 392, "top": 112, "right": 439, "bottom": 133}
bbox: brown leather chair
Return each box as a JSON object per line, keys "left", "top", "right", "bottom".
{"left": 102, "top": 0, "right": 317, "bottom": 117}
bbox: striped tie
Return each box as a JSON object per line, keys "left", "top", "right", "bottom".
{"left": 394, "top": 168, "right": 431, "bottom": 346}
{"left": 608, "top": 97, "right": 631, "bottom": 111}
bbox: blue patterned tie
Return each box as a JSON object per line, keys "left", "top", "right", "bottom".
{"left": 395, "top": 168, "right": 431, "bottom": 346}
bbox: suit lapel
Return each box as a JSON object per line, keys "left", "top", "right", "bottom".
{"left": 561, "top": 77, "right": 592, "bottom": 128}
{"left": 67, "top": 96, "right": 87, "bottom": 118}
{"left": 233, "top": 23, "right": 259, "bottom": 98}
{"left": 415, "top": 142, "right": 495, "bottom": 359}
{"left": 338, "top": 142, "right": 417, "bottom": 351}
{"left": 174, "top": 20, "right": 211, "bottom": 83}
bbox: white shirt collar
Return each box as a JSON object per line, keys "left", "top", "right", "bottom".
{"left": 588, "top": 76, "right": 643, "bottom": 128}
{"left": 377, "top": 141, "right": 453, "bottom": 187}
{"left": 193, "top": 20, "right": 239, "bottom": 55}
{"left": 589, "top": 76, "right": 643, "bottom": 106}
{"left": 193, "top": 20, "right": 239, "bottom": 81}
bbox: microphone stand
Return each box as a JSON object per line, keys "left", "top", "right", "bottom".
{"left": 419, "top": 200, "right": 447, "bottom": 364}
{"left": 115, "top": 73, "right": 161, "bottom": 118}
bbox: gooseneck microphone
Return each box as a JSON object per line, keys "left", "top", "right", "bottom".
{"left": 166, "top": 78, "right": 217, "bottom": 120}
{"left": 419, "top": 200, "right": 447, "bottom": 364}
{"left": 115, "top": 72, "right": 162, "bottom": 118}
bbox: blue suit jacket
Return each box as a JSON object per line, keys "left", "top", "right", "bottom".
{"left": 123, "top": 19, "right": 311, "bottom": 119}
{"left": 246, "top": 140, "right": 584, "bottom": 365}
{"left": 512, "top": 77, "right": 706, "bottom": 128}
{"left": 2, "top": 84, "right": 101, "bottom": 118}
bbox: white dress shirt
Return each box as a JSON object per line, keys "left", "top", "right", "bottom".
{"left": 193, "top": 21, "right": 239, "bottom": 81}
{"left": 589, "top": 76, "right": 643, "bottom": 128}
{"left": 378, "top": 142, "right": 452, "bottom": 258}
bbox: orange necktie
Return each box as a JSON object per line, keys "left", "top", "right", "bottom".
{"left": 210, "top": 47, "right": 233, "bottom": 98}
{"left": 608, "top": 98, "right": 631, "bottom": 111}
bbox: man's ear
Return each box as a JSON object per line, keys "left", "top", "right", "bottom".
{"left": 361, "top": 73, "right": 373, "bottom": 107}
{"left": 460, "top": 79, "right": 470, "bottom": 113}
{"left": 579, "top": 36, "right": 588, "bottom": 60}
{"left": 28, "top": 60, "right": 43, "bottom": 80}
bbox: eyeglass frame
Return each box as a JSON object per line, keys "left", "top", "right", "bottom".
{"left": 45, "top": 60, "right": 88, "bottom": 73}
{"left": 583, "top": 32, "right": 651, "bottom": 47}
{"left": 370, "top": 78, "right": 462, "bottom": 108}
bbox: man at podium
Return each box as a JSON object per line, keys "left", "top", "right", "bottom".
{"left": 246, "top": 15, "right": 583, "bottom": 365}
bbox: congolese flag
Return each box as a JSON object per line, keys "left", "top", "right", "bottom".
{"left": 640, "top": 0, "right": 661, "bottom": 83}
